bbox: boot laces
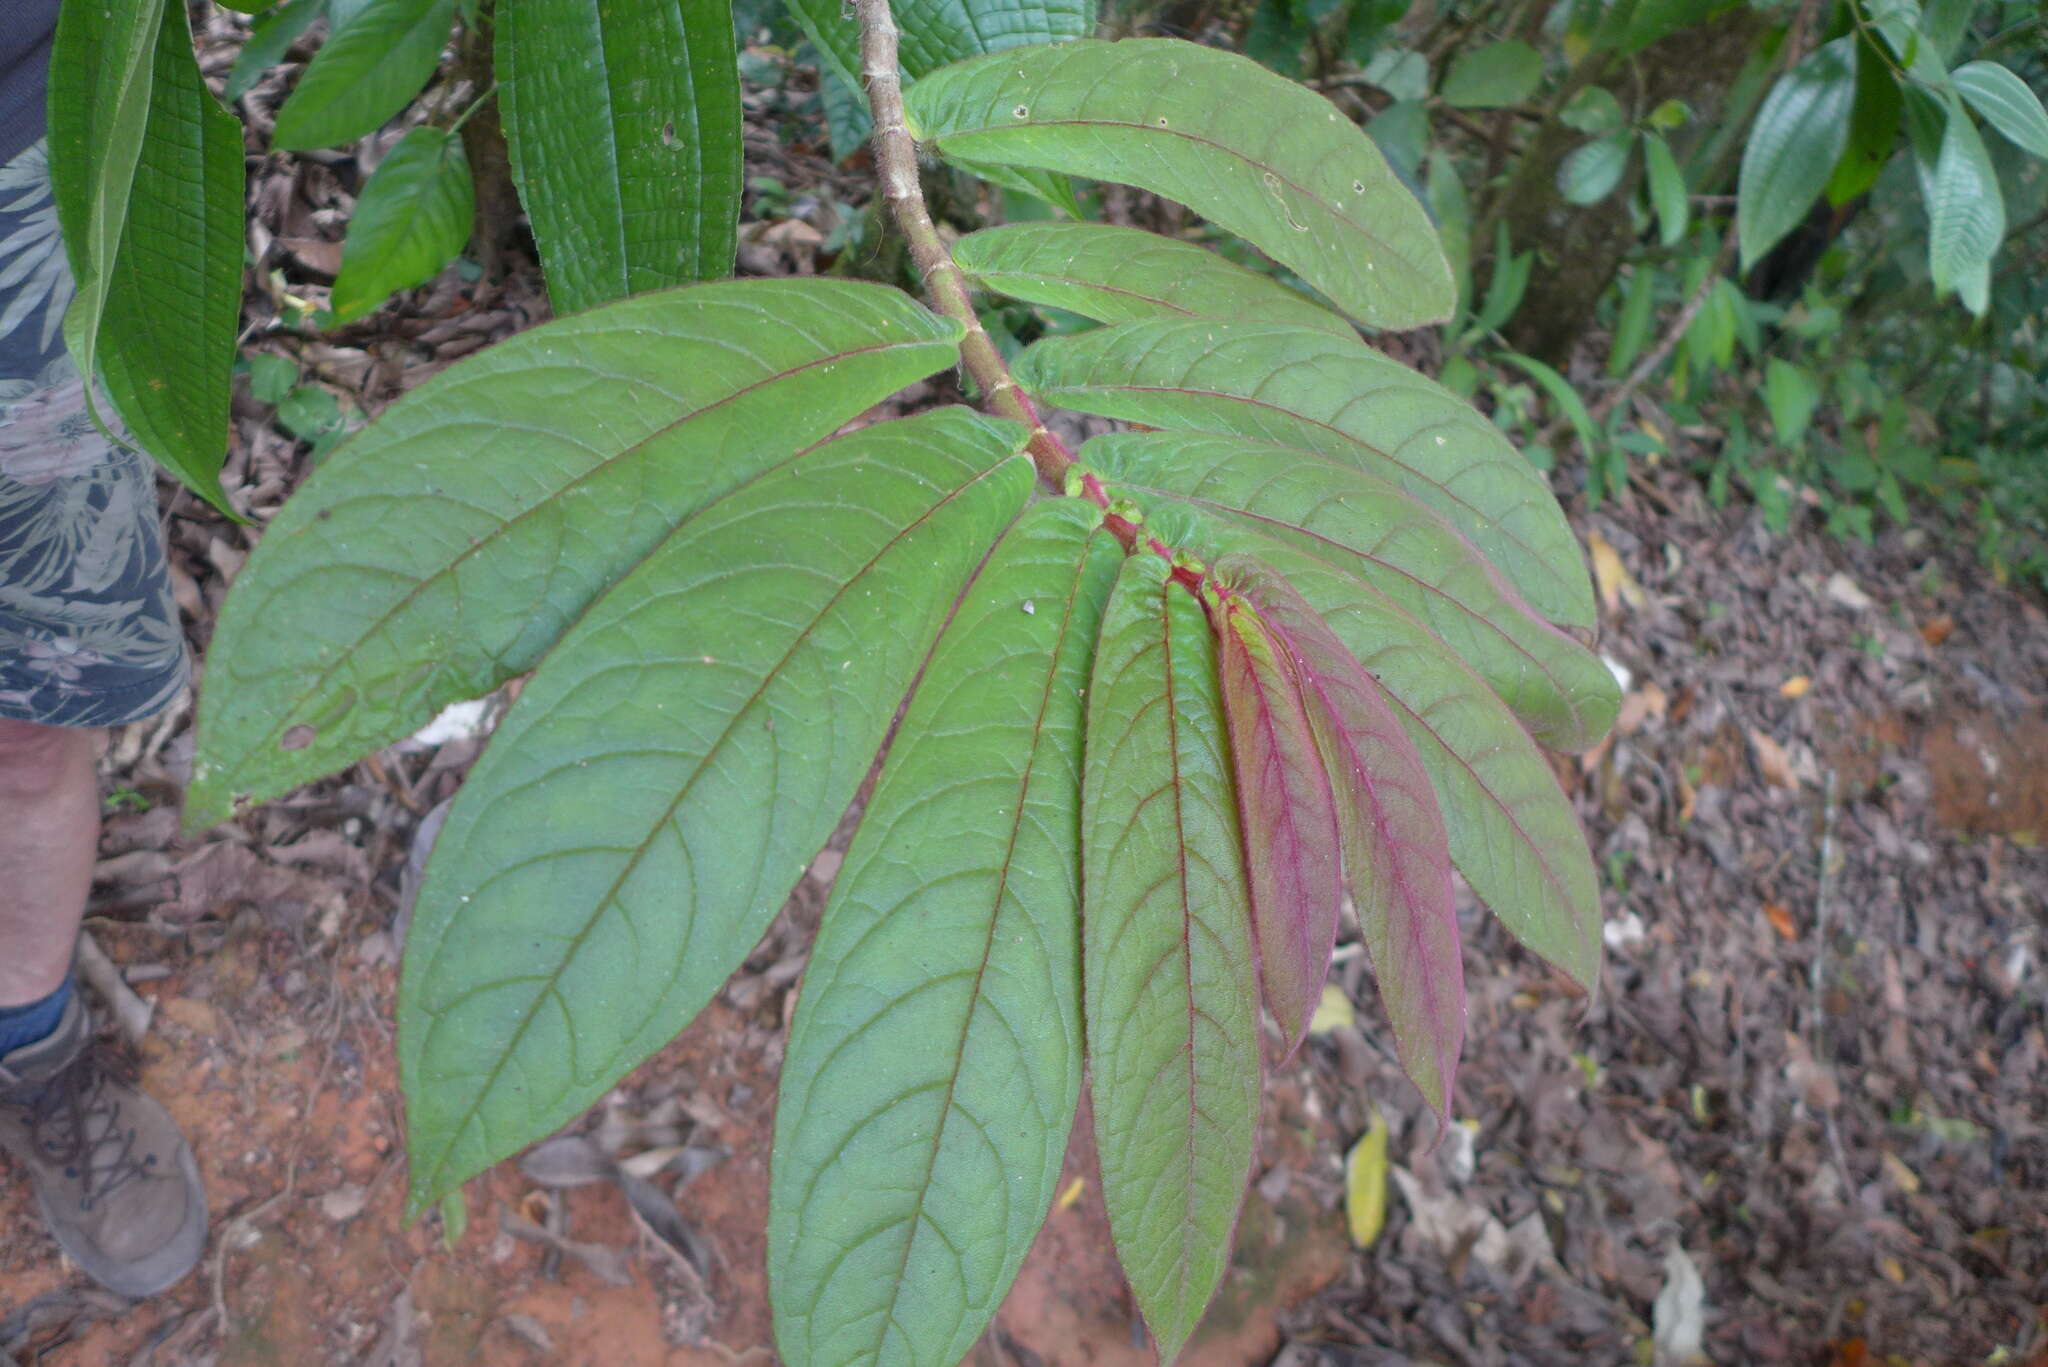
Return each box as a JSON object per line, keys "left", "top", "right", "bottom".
{"left": 1, "top": 1041, "right": 154, "bottom": 1209}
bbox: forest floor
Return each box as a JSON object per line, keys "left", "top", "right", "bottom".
{"left": 5, "top": 43, "right": 2048, "bottom": 1367}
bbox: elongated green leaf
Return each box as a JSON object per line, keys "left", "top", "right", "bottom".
{"left": 1213, "top": 590, "right": 1342, "bottom": 1055}
{"left": 271, "top": 0, "right": 457, "bottom": 150}
{"left": 1953, "top": 61, "right": 2048, "bottom": 161}
{"left": 1080, "top": 431, "right": 1617, "bottom": 751}
{"left": 905, "top": 39, "right": 1455, "bottom": 330}
{"left": 402, "top": 408, "right": 1033, "bottom": 1211}
{"left": 501, "top": 0, "right": 742, "bottom": 312}
{"left": 1220, "top": 560, "right": 1461, "bottom": 1116}
{"left": 1738, "top": 36, "right": 1858, "bottom": 269}
{"left": 953, "top": 223, "right": 1353, "bottom": 336}
{"left": 789, "top": 0, "right": 1093, "bottom": 96}
{"left": 51, "top": 0, "right": 243, "bottom": 514}
{"left": 190, "top": 280, "right": 962, "bottom": 827}
{"left": 1928, "top": 93, "right": 2005, "bottom": 315}
{"left": 1083, "top": 554, "right": 1260, "bottom": 1364}
{"left": 1764, "top": 357, "right": 1820, "bottom": 446}
{"left": 1147, "top": 504, "right": 1601, "bottom": 992}
{"left": 227, "top": 0, "right": 327, "bottom": 102}
{"left": 1439, "top": 40, "right": 1542, "bottom": 109}
{"left": 1016, "top": 318, "right": 1596, "bottom": 628}
{"left": 771, "top": 500, "right": 1122, "bottom": 1367}
{"left": 1642, "top": 132, "right": 1688, "bottom": 246}
{"left": 1825, "top": 34, "right": 1901, "bottom": 207}
{"left": 330, "top": 126, "right": 473, "bottom": 321}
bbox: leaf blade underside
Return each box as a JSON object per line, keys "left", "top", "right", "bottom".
{"left": 500, "top": 0, "right": 742, "bottom": 312}
{"left": 1213, "top": 593, "right": 1343, "bottom": 1056}
{"left": 400, "top": 407, "right": 1034, "bottom": 1213}
{"left": 953, "top": 223, "right": 1355, "bottom": 336}
{"left": 1083, "top": 555, "right": 1261, "bottom": 1364}
{"left": 1016, "top": 318, "right": 1595, "bottom": 628}
{"left": 191, "top": 279, "right": 962, "bottom": 827}
{"left": 904, "top": 39, "right": 1455, "bottom": 330}
{"left": 1082, "top": 430, "right": 1617, "bottom": 750}
{"left": 770, "top": 500, "right": 1123, "bottom": 1367}
{"left": 1220, "top": 559, "right": 1463, "bottom": 1116}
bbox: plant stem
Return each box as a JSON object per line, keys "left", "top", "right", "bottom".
{"left": 853, "top": 0, "right": 1077, "bottom": 488}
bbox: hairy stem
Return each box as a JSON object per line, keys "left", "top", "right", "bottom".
{"left": 854, "top": 0, "right": 1077, "bottom": 486}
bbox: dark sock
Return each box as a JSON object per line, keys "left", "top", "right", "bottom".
{"left": 0, "top": 975, "right": 74, "bottom": 1056}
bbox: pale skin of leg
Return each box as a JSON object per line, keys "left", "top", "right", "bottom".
{"left": 0, "top": 719, "right": 101, "bottom": 1009}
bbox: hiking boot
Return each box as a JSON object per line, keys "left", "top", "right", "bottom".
{"left": 0, "top": 993, "right": 207, "bottom": 1297}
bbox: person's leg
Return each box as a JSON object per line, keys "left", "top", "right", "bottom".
{"left": 0, "top": 719, "right": 100, "bottom": 1008}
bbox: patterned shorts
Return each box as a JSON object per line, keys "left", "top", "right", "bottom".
{"left": 1, "top": 138, "right": 188, "bottom": 729}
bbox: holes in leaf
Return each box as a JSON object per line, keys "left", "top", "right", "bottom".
{"left": 1013, "top": 104, "right": 1030, "bottom": 118}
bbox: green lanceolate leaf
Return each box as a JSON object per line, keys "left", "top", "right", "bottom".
{"left": 1211, "top": 587, "right": 1342, "bottom": 1055}
{"left": 1016, "top": 318, "right": 1596, "bottom": 628}
{"left": 1083, "top": 554, "right": 1261, "bottom": 1364}
{"left": 330, "top": 125, "right": 473, "bottom": 322}
{"left": 1642, "top": 132, "right": 1688, "bottom": 246}
{"left": 953, "top": 223, "right": 1354, "bottom": 336}
{"left": 1952, "top": 61, "right": 2048, "bottom": 161}
{"left": 1148, "top": 504, "right": 1602, "bottom": 993}
{"left": 271, "top": 0, "right": 458, "bottom": 150}
{"left": 501, "top": 0, "right": 742, "bottom": 312}
{"left": 50, "top": 0, "right": 243, "bottom": 514}
{"left": 228, "top": 0, "right": 327, "bottom": 102}
{"left": 904, "top": 39, "right": 1455, "bottom": 330}
{"left": 1825, "top": 33, "right": 1902, "bottom": 207}
{"left": 790, "top": 0, "right": 1093, "bottom": 95}
{"left": 1557, "top": 132, "right": 1630, "bottom": 205}
{"left": 1080, "top": 431, "right": 1618, "bottom": 751}
{"left": 1927, "top": 93, "right": 2004, "bottom": 316}
{"left": 771, "top": 500, "right": 1123, "bottom": 1367}
{"left": 190, "top": 280, "right": 962, "bottom": 828}
{"left": 1220, "top": 559, "right": 1461, "bottom": 1115}
{"left": 1438, "top": 39, "right": 1542, "bottom": 110}
{"left": 1738, "top": 36, "right": 1858, "bottom": 270}
{"left": 402, "top": 407, "right": 1034, "bottom": 1213}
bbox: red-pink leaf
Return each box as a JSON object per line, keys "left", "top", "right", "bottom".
{"left": 1213, "top": 592, "right": 1344, "bottom": 1057}
{"left": 1220, "top": 557, "right": 1464, "bottom": 1118}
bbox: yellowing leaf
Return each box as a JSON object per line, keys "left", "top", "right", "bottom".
{"left": 1056, "top": 1177, "right": 1086, "bottom": 1211}
{"left": 1587, "top": 531, "right": 1645, "bottom": 613}
{"left": 1880, "top": 1150, "right": 1921, "bottom": 1195}
{"left": 1308, "top": 982, "right": 1356, "bottom": 1035}
{"left": 1345, "top": 1113, "right": 1391, "bottom": 1247}
{"left": 1779, "top": 675, "right": 1812, "bottom": 699}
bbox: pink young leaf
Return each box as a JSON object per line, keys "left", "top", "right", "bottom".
{"left": 1220, "top": 557, "right": 1465, "bottom": 1118}
{"left": 1213, "top": 591, "right": 1345, "bottom": 1057}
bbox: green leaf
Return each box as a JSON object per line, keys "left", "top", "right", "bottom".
{"left": 953, "top": 223, "right": 1354, "bottom": 336}
{"left": 500, "top": 0, "right": 742, "bottom": 312}
{"left": 1014, "top": 318, "right": 1596, "bottom": 628}
{"left": 770, "top": 500, "right": 1121, "bottom": 1367}
{"left": 1825, "top": 34, "right": 1903, "bottom": 207}
{"left": 1495, "top": 351, "right": 1600, "bottom": 458}
{"left": 1764, "top": 357, "right": 1820, "bottom": 446}
{"left": 1149, "top": 505, "right": 1602, "bottom": 992}
{"left": 50, "top": 0, "right": 243, "bottom": 515}
{"left": 1738, "top": 36, "right": 1858, "bottom": 269}
{"left": 1642, "top": 132, "right": 1688, "bottom": 246}
{"left": 1080, "top": 431, "right": 1618, "bottom": 751}
{"left": 1082, "top": 554, "right": 1261, "bottom": 1364}
{"left": 1927, "top": 93, "right": 2005, "bottom": 315}
{"left": 329, "top": 126, "right": 473, "bottom": 322}
{"left": 1559, "top": 86, "right": 1625, "bottom": 135}
{"left": 1468, "top": 223, "right": 1530, "bottom": 337}
{"left": 270, "top": 0, "right": 457, "bottom": 150}
{"left": 1558, "top": 132, "right": 1630, "bottom": 205}
{"left": 190, "top": 280, "right": 963, "bottom": 828}
{"left": 1362, "top": 47, "right": 1430, "bottom": 101}
{"left": 1439, "top": 39, "right": 1542, "bottom": 109}
{"left": 227, "top": 0, "right": 326, "bottom": 102}
{"left": 402, "top": 407, "right": 1033, "bottom": 1213}
{"left": 1952, "top": 61, "right": 2048, "bottom": 161}
{"left": 1608, "top": 265, "right": 1656, "bottom": 376}
{"left": 904, "top": 39, "right": 1456, "bottom": 330}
